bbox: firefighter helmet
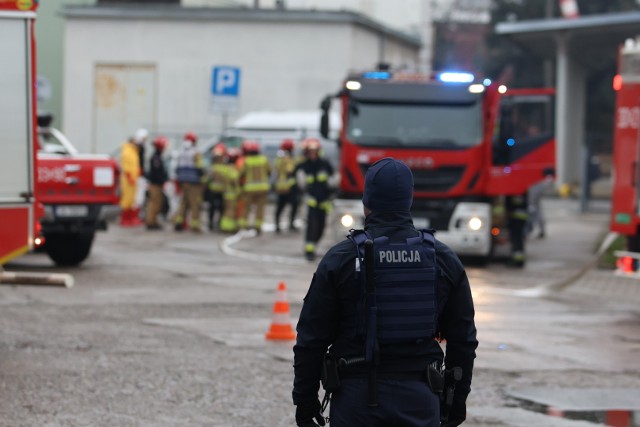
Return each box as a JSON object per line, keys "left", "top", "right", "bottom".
{"left": 303, "top": 138, "right": 321, "bottom": 152}
{"left": 152, "top": 135, "right": 168, "bottom": 150}
{"left": 280, "top": 139, "right": 295, "bottom": 152}
{"left": 134, "top": 128, "right": 149, "bottom": 144}
{"left": 212, "top": 143, "right": 226, "bottom": 157}
{"left": 227, "top": 147, "right": 241, "bottom": 162}
{"left": 184, "top": 131, "right": 198, "bottom": 143}
{"left": 241, "top": 140, "right": 260, "bottom": 154}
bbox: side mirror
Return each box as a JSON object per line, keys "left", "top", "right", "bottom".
{"left": 320, "top": 95, "right": 332, "bottom": 139}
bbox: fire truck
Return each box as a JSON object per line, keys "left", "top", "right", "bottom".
{"left": 320, "top": 67, "right": 556, "bottom": 263}
{"left": 0, "top": 2, "right": 40, "bottom": 268}
{"left": 611, "top": 37, "right": 640, "bottom": 274}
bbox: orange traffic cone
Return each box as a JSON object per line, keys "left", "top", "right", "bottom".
{"left": 265, "top": 282, "right": 296, "bottom": 341}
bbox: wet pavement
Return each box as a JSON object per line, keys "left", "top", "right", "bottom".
{"left": 2, "top": 195, "right": 640, "bottom": 426}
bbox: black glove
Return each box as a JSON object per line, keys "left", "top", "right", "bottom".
{"left": 442, "top": 399, "right": 466, "bottom": 427}
{"left": 441, "top": 416, "right": 465, "bottom": 427}
{"left": 295, "top": 398, "right": 326, "bottom": 427}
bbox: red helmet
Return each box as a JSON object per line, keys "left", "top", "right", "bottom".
{"left": 241, "top": 139, "right": 260, "bottom": 154}
{"left": 212, "top": 143, "right": 226, "bottom": 157}
{"left": 152, "top": 136, "right": 168, "bottom": 150}
{"left": 184, "top": 131, "right": 198, "bottom": 143}
{"left": 226, "top": 147, "right": 241, "bottom": 162}
{"left": 280, "top": 139, "right": 295, "bottom": 152}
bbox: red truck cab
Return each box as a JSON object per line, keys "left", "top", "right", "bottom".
{"left": 36, "top": 114, "right": 120, "bottom": 266}
{"left": 320, "top": 68, "right": 555, "bottom": 263}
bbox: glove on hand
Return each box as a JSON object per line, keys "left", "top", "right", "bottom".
{"left": 125, "top": 172, "right": 136, "bottom": 186}
{"left": 295, "top": 398, "right": 326, "bottom": 427}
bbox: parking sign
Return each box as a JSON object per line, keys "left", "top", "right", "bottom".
{"left": 212, "top": 66, "right": 241, "bottom": 97}
{"left": 211, "top": 66, "right": 241, "bottom": 113}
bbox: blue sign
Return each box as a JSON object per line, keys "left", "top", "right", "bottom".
{"left": 212, "top": 66, "right": 241, "bottom": 97}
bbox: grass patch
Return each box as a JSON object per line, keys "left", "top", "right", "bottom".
{"left": 597, "top": 233, "right": 626, "bottom": 270}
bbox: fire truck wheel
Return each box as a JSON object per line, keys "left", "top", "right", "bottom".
{"left": 44, "top": 232, "right": 95, "bottom": 266}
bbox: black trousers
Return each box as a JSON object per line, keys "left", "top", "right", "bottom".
{"left": 507, "top": 217, "right": 527, "bottom": 254}
{"left": 275, "top": 190, "right": 300, "bottom": 229}
{"left": 207, "top": 191, "right": 224, "bottom": 229}
{"left": 305, "top": 205, "right": 327, "bottom": 246}
{"left": 329, "top": 378, "right": 440, "bottom": 427}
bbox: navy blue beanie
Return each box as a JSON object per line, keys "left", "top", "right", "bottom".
{"left": 362, "top": 158, "right": 413, "bottom": 212}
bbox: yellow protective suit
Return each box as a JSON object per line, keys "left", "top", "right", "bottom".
{"left": 120, "top": 141, "right": 141, "bottom": 210}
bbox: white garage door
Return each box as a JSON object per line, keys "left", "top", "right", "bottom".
{"left": 93, "top": 64, "right": 156, "bottom": 155}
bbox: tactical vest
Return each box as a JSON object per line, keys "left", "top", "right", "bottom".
{"left": 348, "top": 229, "right": 438, "bottom": 346}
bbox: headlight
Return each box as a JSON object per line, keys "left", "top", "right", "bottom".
{"left": 468, "top": 217, "right": 482, "bottom": 231}
{"left": 341, "top": 214, "right": 354, "bottom": 228}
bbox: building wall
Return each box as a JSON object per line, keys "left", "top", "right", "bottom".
{"left": 34, "top": 0, "right": 94, "bottom": 129}
{"left": 63, "top": 15, "right": 418, "bottom": 154}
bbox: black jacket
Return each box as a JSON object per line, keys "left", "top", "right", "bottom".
{"left": 294, "top": 158, "right": 334, "bottom": 203}
{"left": 292, "top": 210, "right": 478, "bottom": 421}
{"left": 146, "top": 150, "right": 168, "bottom": 185}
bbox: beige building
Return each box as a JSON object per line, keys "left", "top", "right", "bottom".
{"left": 60, "top": 5, "right": 421, "bottom": 154}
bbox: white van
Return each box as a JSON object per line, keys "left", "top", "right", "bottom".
{"left": 219, "top": 110, "right": 341, "bottom": 168}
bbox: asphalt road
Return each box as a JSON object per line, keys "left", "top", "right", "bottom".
{"left": 2, "top": 198, "right": 640, "bottom": 426}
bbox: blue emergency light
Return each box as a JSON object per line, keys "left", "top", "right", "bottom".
{"left": 438, "top": 72, "right": 475, "bottom": 83}
{"left": 363, "top": 71, "right": 391, "bottom": 80}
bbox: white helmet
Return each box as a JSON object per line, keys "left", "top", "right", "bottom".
{"left": 133, "top": 128, "right": 149, "bottom": 144}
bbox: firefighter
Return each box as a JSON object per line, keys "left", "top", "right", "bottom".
{"left": 505, "top": 192, "right": 529, "bottom": 267}
{"left": 119, "top": 128, "right": 147, "bottom": 227}
{"left": 293, "top": 158, "right": 478, "bottom": 427}
{"left": 273, "top": 138, "right": 301, "bottom": 233}
{"left": 238, "top": 140, "right": 271, "bottom": 234}
{"left": 295, "top": 138, "right": 335, "bottom": 261}
{"left": 527, "top": 174, "right": 554, "bottom": 239}
{"left": 145, "top": 135, "right": 169, "bottom": 230}
{"left": 207, "top": 143, "right": 227, "bottom": 231}
{"left": 219, "top": 147, "right": 242, "bottom": 233}
{"left": 173, "top": 131, "right": 205, "bottom": 233}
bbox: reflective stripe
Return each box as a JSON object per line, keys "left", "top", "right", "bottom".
{"left": 274, "top": 157, "right": 296, "bottom": 192}
{"left": 242, "top": 155, "right": 270, "bottom": 192}
{"left": 319, "top": 200, "right": 332, "bottom": 213}
{"left": 209, "top": 163, "right": 225, "bottom": 192}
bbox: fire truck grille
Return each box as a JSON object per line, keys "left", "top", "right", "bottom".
{"left": 411, "top": 166, "right": 465, "bottom": 193}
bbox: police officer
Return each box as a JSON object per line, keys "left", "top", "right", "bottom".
{"left": 293, "top": 158, "right": 478, "bottom": 427}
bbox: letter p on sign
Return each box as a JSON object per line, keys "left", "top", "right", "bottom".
{"left": 212, "top": 66, "right": 241, "bottom": 97}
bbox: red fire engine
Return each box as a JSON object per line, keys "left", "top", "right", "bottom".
{"left": 611, "top": 36, "right": 640, "bottom": 274}
{"left": 0, "top": 1, "right": 40, "bottom": 267}
{"left": 320, "top": 67, "right": 556, "bottom": 263}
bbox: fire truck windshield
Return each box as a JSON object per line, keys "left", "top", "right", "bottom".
{"left": 345, "top": 101, "right": 482, "bottom": 148}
